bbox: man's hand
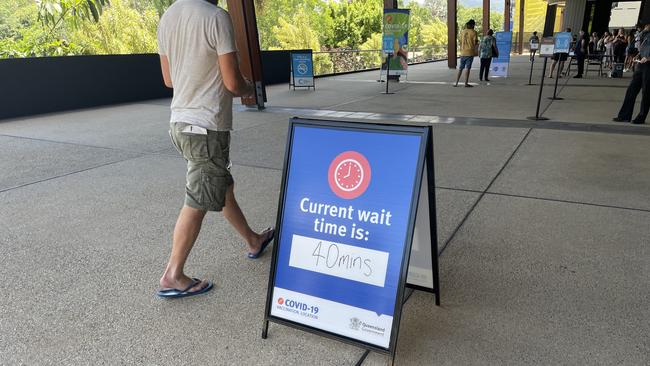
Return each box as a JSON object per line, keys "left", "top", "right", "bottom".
{"left": 242, "top": 77, "right": 256, "bottom": 99}
{"left": 639, "top": 57, "right": 648, "bottom": 64}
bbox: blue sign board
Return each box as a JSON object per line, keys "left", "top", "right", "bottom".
{"left": 265, "top": 119, "right": 431, "bottom": 351}
{"left": 291, "top": 52, "right": 314, "bottom": 88}
{"left": 492, "top": 31, "right": 513, "bottom": 77}
{"left": 554, "top": 32, "right": 572, "bottom": 54}
{"left": 382, "top": 34, "right": 395, "bottom": 54}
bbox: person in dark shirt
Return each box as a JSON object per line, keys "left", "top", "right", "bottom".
{"left": 614, "top": 20, "right": 650, "bottom": 124}
{"left": 574, "top": 30, "right": 587, "bottom": 78}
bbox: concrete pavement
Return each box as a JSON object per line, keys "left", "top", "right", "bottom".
{"left": 0, "top": 57, "right": 648, "bottom": 365}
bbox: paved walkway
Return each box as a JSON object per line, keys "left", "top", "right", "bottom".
{"left": 0, "top": 57, "right": 648, "bottom": 365}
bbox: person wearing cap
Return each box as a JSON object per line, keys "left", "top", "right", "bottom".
{"left": 455, "top": 19, "right": 479, "bottom": 87}
{"left": 614, "top": 19, "right": 650, "bottom": 124}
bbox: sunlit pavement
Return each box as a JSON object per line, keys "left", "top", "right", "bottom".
{"left": 0, "top": 57, "right": 648, "bottom": 365}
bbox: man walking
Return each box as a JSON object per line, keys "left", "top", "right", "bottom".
{"left": 455, "top": 19, "right": 478, "bottom": 87}
{"left": 156, "top": 0, "right": 274, "bottom": 298}
{"left": 614, "top": 19, "right": 650, "bottom": 125}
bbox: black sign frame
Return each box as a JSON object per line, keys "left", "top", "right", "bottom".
{"left": 289, "top": 50, "right": 316, "bottom": 91}
{"left": 261, "top": 117, "right": 439, "bottom": 364}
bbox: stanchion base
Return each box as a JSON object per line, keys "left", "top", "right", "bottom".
{"left": 547, "top": 97, "right": 564, "bottom": 100}
{"left": 381, "top": 92, "right": 395, "bottom": 95}
{"left": 527, "top": 116, "right": 550, "bottom": 121}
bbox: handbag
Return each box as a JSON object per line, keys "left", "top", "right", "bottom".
{"left": 491, "top": 42, "right": 499, "bottom": 58}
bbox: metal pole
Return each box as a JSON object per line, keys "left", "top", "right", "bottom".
{"left": 528, "top": 53, "right": 535, "bottom": 85}
{"left": 549, "top": 56, "right": 564, "bottom": 100}
{"left": 527, "top": 56, "right": 549, "bottom": 120}
{"left": 382, "top": 54, "right": 394, "bottom": 94}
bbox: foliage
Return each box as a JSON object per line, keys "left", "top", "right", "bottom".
{"left": 0, "top": 0, "right": 506, "bottom": 65}
{"left": 71, "top": 0, "right": 159, "bottom": 55}
{"left": 269, "top": 11, "right": 333, "bottom": 74}
{"left": 458, "top": 5, "right": 505, "bottom": 34}
{"left": 37, "top": 0, "right": 110, "bottom": 31}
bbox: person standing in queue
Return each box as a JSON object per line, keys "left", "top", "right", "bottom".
{"left": 574, "top": 30, "right": 587, "bottom": 78}
{"left": 479, "top": 29, "right": 496, "bottom": 82}
{"left": 613, "top": 19, "right": 650, "bottom": 125}
{"left": 550, "top": 27, "right": 572, "bottom": 78}
{"left": 455, "top": 19, "right": 479, "bottom": 88}
{"left": 155, "top": 0, "right": 275, "bottom": 299}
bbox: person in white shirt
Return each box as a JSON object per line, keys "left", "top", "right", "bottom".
{"left": 155, "top": 0, "right": 274, "bottom": 299}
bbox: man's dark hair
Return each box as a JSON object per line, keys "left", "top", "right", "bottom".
{"left": 487, "top": 29, "right": 494, "bottom": 36}
{"left": 467, "top": 19, "right": 476, "bottom": 29}
{"left": 533, "top": 31, "right": 538, "bottom": 35}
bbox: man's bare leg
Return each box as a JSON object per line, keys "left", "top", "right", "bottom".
{"left": 549, "top": 60, "right": 557, "bottom": 78}
{"left": 455, "top": 69, "right": 463, "bottom": 86}
{"left": 464, "top": 69, "right": 471, "bottom": 86}
{"left": 160, "top": 206, "right": 209, "bottom": 291}
{"left": 222, "top": 184, "right": 273, "bottom": 254}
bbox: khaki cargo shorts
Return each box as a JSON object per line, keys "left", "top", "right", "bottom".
{"left": 169, "top": 123, "right": 234, "bottom": 212}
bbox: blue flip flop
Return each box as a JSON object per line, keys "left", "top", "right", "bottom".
{"left": 156, "top": 278, "right": 213, "bottom": 299}
{"left": 247, "top": 228, "right": 275, "bottom": 259}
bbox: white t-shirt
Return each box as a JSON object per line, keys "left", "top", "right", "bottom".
{"left": 158, "top": 0, "right": 237, "bottom": 131}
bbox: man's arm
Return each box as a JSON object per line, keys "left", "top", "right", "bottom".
{"left": 159, "top": 55, "right": 172, "bottom": 88}
{"left": 219, "top": 52, "right": 255, "bottom": 97}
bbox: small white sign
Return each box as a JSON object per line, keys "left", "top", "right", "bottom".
{"left": 540, "top": 44, "right": 555, "bottom": 57}
{"left": 271, "top": 287, "right": 393, "bottom": 348}
{"left": 289, "top": 234, "right": 390, "bottom": 287}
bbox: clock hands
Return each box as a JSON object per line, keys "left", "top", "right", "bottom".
{"left": 343, "top": 164, "right": 352, "bottom": 179}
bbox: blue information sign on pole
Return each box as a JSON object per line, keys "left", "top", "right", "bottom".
{"left": 290, "top": 51, "right": 315, "bottom": 90}
{"left": 491, "top": 31, "right": 513, "bottom": 77}
{"left": 262, "top": 118, "right": 441, "bottom": 363}
{"left": 554, "top": 32, "right": 572, "bottom": 54}
{"left": 382, "top": 34, "right": 395, "bottom": 54}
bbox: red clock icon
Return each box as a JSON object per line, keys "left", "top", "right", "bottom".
{"left": 328, "top": 151, "right": 371, "bottom": 199}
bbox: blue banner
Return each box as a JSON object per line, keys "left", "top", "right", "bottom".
{"left": 291, "top": 52, "right": 314, "bottom": 87}
{"left": 270, "top": 122, "right": 424, "bottom": 348}
{"left": 554, "top": 32, "right": 572, "bottom": 54}
{"left": 491, "top": 31, "right": 513, "bottom": 77}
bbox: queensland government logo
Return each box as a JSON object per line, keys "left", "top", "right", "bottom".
{"left": 277, "top": 297, "right": 285, "bottom": 305}
{"left": 349, "top": 317, "right": 361, "bottom": 331}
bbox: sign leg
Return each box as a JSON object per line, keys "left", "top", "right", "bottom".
{"left": 261, "top": 320, "right": 269, "bottom": 339}
{"left": 549, "top": 57, "right": 564, "bottom": 101}
{"left": 425, "top": 131, "right": 441, "bottom": 306}
{"left": 527, "top": 57, "right": 550, "bottom": 121}
{"left": 354, "top": 350, "right": 371, "bottom": 366}
{"left": 528, "top": 56, "right": 535, "bottom": 85}
{"left": 382, "top": 54, "right": 395, "bottom": 95}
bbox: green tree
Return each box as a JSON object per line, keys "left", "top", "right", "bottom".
{"left": 37, "top": 0, "right": 110, "bottom": 31}
{"left": 324, "top": 0, "right": 382, "bottom": 49}
{"left": 457, "top": 5, "right": 504, "bottom": 34}
{"left": 71, "top": 0, "right": 159, "bottom": 55}
{"left": 359, "top": 32, "right": 382, "bottom": 68}
{"left": 270, "top": 11, "right": 332, "bottom": 74}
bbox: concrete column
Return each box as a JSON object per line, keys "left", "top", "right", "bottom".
{"left": 563, "top": 0, "right": 587, "bottom": 32}
{"left": 483, "top": 0, "right": 490, "bottom": 35}
{"left": 226, "top": 0, "right": 264, "bottom": 107}
{"left": 384, "top": 0, "right": 397, "bottom": 9}
{"left": 505, "top": 0, "right": 511, "bottom": 32}
{"left": 518, "top": 0, "right": 525, "bottom": 54}
{"left": 448, "top": 0, "right": 458, "bottom": 69}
